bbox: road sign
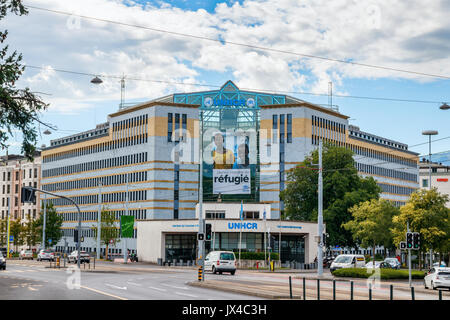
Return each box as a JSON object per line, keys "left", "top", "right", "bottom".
{"left": 120, "top": 216, "right": 135, "bottom": 238}
{"left": 9, "top": 236, "right": 13, "bottom": 242}
{"left": 400, "top": 241, "right": 407, "bottom": 250}
{"left": 48, "top": 239, "right": 52, "bottom": 244}
{"left": 198, "top": 233, "right": 204, "bottom": 241}
{"left": 109, "top": 239, "right": 114, "bottom": 244}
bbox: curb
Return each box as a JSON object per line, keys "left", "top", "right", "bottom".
{"left": 188, "top": 281, "right": 285, "bottom": 299}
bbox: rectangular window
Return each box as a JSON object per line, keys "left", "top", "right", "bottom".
{"left": 422, "top": 179, "right": 428, "bottom": 188}
{"left": 168, "top": 113, "right": 173, "bottom": 142}
{"left": 287, "top": 114, "right": 292, "bottom": 143}
{"left": 272, "top": 114, "right": 278, "bottom": 143}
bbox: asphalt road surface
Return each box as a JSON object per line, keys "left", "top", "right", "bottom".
{"left": 0, "top": 260, "right": 261, "bottom": 300}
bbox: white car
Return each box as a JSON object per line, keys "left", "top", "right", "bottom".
{"left": 68, "top": 251, "right": 90, "bottom": 264}
{"left": 37, "top": 249, "right": 55, "bottom": 261}
{"left": 204, "top": 251, "right": 236, "bottom": 275}
{"left": 433, "top": 262, "right": 447, "bottom": 268}
{"left": 0, "top": 253, "right": 6, "bottom": 270}
{"left": 330, "top": 254, "right": 366, "bottom": 273}
{"left": 424, "top": 267, "right": 450, "bottom": 290}
{"left": 365, "top": 261, "right": 382, "bottom": 268}
{"left": 19, "top": 250, "right": 34, "bottom": 260}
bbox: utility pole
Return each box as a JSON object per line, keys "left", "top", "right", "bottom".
{"left": 6, "top": 197, "right": 11, "bottom": 258}
{"left": 97, "top": 180, "right": 102, "bottom": 259}
{"left": 123, "top": 173, "right": 129, "bottom": 264}
{"left": 197, "top": 111, "right": 205, "bottom": 280}
{"left": 317, "top": 139, "right": 324, "bottom": 277}
{"left": 42, "top": 193, "right": 46, "bottom": 250}
{"left": 407, "top": 221, "right": 412, "bottom": 287}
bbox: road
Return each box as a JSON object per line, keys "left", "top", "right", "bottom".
{"left": 0, "top": 260, "right": 261, "bottom": 300}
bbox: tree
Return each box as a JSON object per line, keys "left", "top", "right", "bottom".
{"left": 280, "top": 144, "right": 381, "bottom": 248}
{"left": 1, "top": 0, "right": 48, "bottom": 160}
{"left": 92, "top": 208, "right": 120, "bottom": 260}
{"left": 10, "top": 218, "right": 24, "bottom": 251}
{"left": 343, "top": 199, "right": 399, "bottom": 266}
{"left": 0, "top": 218, "right": 7, "bottom": 247}
{"left": 392, "top": 188, "right": 449, "bottom": 269}
{"left": 23, "top": 218, "right": 39, "bottom": 249}
{"left": 34, "top": 202, "right": 63, "bottom": 248}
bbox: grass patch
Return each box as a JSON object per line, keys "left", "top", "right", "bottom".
{"left": 332, "top": 268, "right": 426, "bottom": 279}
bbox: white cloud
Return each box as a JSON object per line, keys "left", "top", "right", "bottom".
{"left": 1, "top": 0, "right": 448, "bottom": 116}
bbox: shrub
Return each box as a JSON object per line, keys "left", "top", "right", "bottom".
{"left": 232, "top": 251, "right": 279, "bottom": 261}
{"left": 332, "top": 268, "right": 426, "bottom": 279}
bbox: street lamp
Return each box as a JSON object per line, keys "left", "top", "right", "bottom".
{"left": 439, "top": 103, "right": 450, "bottom": 110}
{"left": 43, "top": 129, "right": 51, "bottom": 135}
{"left": 422, "top": 130, "right": 438, "bottom": 269}
{"left": 90, "top": 76, "right": 103, "bottom": 85}
{"left": 422, "top": 130, "right": 438, "bottom": 190}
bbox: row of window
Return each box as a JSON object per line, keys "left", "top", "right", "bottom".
{"left": 61, "top": 209, "right": 147, "bottom": 222}
{"left": 356, "top": 162, "right": 418, "bottom": 182}
{"left": 312, "top": 115, "right": 346, "bottom": 145}
{"left": 168, "top": 113, "right": 187, "bottom": 142}
{"left": 44, "top": 123, "right": 148, "bottom": 164}
{"left": 0, "top": 209, "right": 37, "bottom": 220}
{"left": 350, "top": 130, "right": 407, "bottom": 150}
{"left": 54, "top": 246, "right": 137, "bottom": 255}
{"left": 112, "top": 114, "right": 149, "bottom": 142}
{"left": 43, "top": 152, "right": 148, "bottom": 178}
{"left": 377, "top": 183, "right": 416, "bottom": 196}
{"left": 349, "top": 144, "right": 416, "bottom": 167}
{"left": 43, "top": 171, "right": 148, "bottom": 192}
{"left": 62, "top": 227, "right": 137, "bottom": 239}
{"left": 48, "top": 190, "right": 148, "bottom": 206}
{"left": 1, "top": 168, "right": 38, "bottom": 181}
{"left": 272, "top": 114, "right": 292, "bottom": 143}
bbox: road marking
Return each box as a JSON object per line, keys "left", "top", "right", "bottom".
{"left": 81, "top": 285, "right": 128, "bottom": 300}
{"left": 175, "top": 291, "right": 198, "bottom": 298}
{"left": 28, "top": 287, "right": 38, "bottom": 291}
{"left": 126, "top": 281, "right": 142, "bottom": 287}
{"left": 148, "top": 286, "right": 166, "bottom": 292}
{"left": 161, "top": 283, "right": 189, "bottom": 290}
{"left": 105, "top": 283, "right": 127, "bottom": 290}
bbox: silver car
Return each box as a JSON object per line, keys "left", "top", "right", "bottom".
{"left": 37, "top": 249, "right": 55, "bottom": 261}
{"left": 19, "top": 250, "right": 34, "bottom": 260}
{"left": 384, "top": 258, "right": 401, "bottom": 269}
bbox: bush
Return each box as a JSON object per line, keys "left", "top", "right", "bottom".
{"left": 232, "top": 251, "right": 279, "bottom": 261}
{"left": 332, "top": 268, "right": 426, "bottom": 279}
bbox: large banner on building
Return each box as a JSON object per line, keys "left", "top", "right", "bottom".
{"left": 213, "top": 169, "right": 251, "bottom": 194}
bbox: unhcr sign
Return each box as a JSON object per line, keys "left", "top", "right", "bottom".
{"left": 227, "top": 222, "right": 258, "bottom": 230}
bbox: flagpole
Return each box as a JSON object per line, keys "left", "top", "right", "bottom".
{"left": 263, "top": 208, "right": 267, "bottom": 267}
{"left": 239, "top": 200, "right": 243, "bottom": 268}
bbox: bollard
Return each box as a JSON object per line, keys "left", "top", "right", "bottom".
{"left": 411, "top": 286, "right": 415, "bottom": 300}
{"left": 317, "top": 279, "right": 320, "bottom": 300}
{"left": 303, "top": 277, "right": 306, "bottom": 300}
{"left": 350, "top": 281, "right": 354, "bottom": 300}
{"left": 289, "top": 276, "right": 293, "bottom": 299}
{"left": 369, "top": 283, "right": 372, "bottom": 300}
{"left": 198, "top": 266, "right": 203, "bottom": 281}
{"left": 333, "top": 280, "right": 336, "bottom": 300}
{"left": 439, "top": 289, "right": 442, "bottom": 301}
{"left": 390, "top": 285, "right": 393, "bottom": 300}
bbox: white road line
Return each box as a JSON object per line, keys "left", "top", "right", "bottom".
{"left": 126, "top": 281, "right": 142, "bottom": 287}
{"left": 161, "top": 283, "right": 189, "bottom": 290}
{"left": 148, "top": 286, "right": 166, "bottom": 292}
{"left": 175, "top": 291, "right": 198, "bottom": 298}
{"left": 105, "top": 283, "right": 127, "bottom": 290}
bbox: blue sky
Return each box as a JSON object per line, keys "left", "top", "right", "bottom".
{"left": 2, "top": 0, "right": 449, "bottom": 162}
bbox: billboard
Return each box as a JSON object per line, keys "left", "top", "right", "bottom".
{"left": 213, "top": 169, "right": 251, "bottom": 194}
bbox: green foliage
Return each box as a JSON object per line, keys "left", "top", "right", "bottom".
{"left": 233, "top": 251, "right": 279, "bottom": 260}
{"left": 332, "top": 268, "right": 426, "bottom": 279}
{"left": 34, "top": 202, "right": 63, "bottom": 247}
{"left": 0, "top": 218, "right": 7, "bottom": 246}
{"left": 392, "top": 188, "right": 449, "bottom": 252}
{"left": 10, "top": 218, "right": 24, "bottom": 247}
{"left": 1, "top": 0, "right": 48, "bottom": 160}
{"left": 92, "top": 208, "right": 120, "bottom": 259}
{"left": 343, "top": 199, "right": 399, "bottom": 262}
{"left": 280, "top": 144, "right": 381, "bottom": 248}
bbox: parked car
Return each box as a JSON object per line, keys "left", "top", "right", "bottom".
{"left": 19, "top": 249, "right": 34, "bottom": 260}
{"left": 0, "top": 253, "right": 6, "bottom": 270}
{"left": 384, "top": 258, "right": 401, "bottom": 269}
{"left": 37, "top": 249, "right": 55, "bottom": 261}
{"left": 68, "top": 251, "right": 90, "bottom": 264}
{"left": 424, "top": 267, "right": 450, "bottom": 290}
{"left": 365, "top": 261, "right": 393, "bottom": 269}
{"left": 433, "top": 261, "right": 447, "bottom": 268}
{"left": 204, "top": 251, "right": 236, "bottom": 275}
{"left": 330, "top": 254, "right": 365, "bottom": 272}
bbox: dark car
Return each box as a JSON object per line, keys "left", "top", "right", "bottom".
{"left": 0, "top": 253, "right": 6, "bottom": 270}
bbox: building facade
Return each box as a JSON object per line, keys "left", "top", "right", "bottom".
{"left": 419, "top": 160, "right": 450, "bottom": 207}
{"left": 41, "top": 81, "right": 419, "bottom": 262}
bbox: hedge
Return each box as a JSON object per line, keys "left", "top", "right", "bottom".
{"left": 332, "top": 268, "right": 426, "bottom": 279}
{"left": 232, "top": 251, "right": 279, "bottom": 261}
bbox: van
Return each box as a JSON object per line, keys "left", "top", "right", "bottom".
{"left": 330, "top": 254, "right": 365, "bottom": 272}
{"left": 204, "top": 251, "right": 237, "bottom": 275}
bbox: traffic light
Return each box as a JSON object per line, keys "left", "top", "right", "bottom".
{"left": 413, "top": 232, "right": 420, "bottom": 249}
{"left": 205, "top": 223, "right": 212, "bottom": 241}
{"left": 74, "top": 229, "right": 79, "bottom": 243}
{"left": 406, "top": 232, "right": 413, "bottom": 249}
{"left": 21, "top": 187, "right": 36, "bottom": 204}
